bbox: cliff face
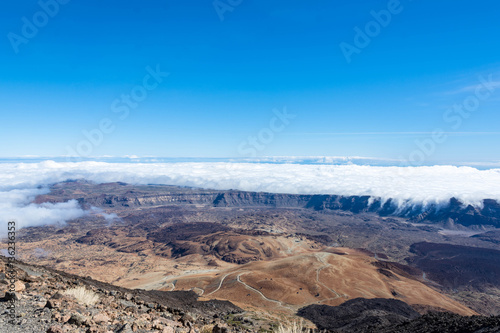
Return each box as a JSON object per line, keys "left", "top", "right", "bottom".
{"left": 409, "top": 198, "right": 500, "bottom": 227}
{"left": 77, "top": 192, "right": 217, "bottom": 208}
{"left": 212, "top": 192, "right": 500, "bottom": 228}
{"left": 75, "top": 188, "right": 500, "bottom": 228}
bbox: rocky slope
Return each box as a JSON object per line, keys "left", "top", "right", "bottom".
{"left": 298, "top": 298, "right": 500, "bottom": 333}
{"left": 297, "top": 298, "right": 421, "bottom": 332}
{"left": 0, "top": 256, "right": 243, "bottom": 333}
{"left": 3, "top": 255, "right": 499, "bottom": 333}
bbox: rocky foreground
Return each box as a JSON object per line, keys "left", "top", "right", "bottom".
{"left": 2, "top": 255, "right": 500, "bottom": 333}
{"left": 0, "top": 256, "right": 244, "bottom": 333}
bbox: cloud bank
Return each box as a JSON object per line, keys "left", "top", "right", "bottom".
{"left": 0, "top": 187, "right": 87, "bottom": 237}
{"left": 1, "top": 161, "right": 500, "bottom": 235}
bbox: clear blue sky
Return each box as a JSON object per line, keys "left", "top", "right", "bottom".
{"left": 1, "top": 0, "right": 499, "bottom": 163}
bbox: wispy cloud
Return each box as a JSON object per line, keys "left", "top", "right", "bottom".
{"left": 444, "top": 82, "right": 500, "bottom": 96}
{"left": 284, "top": 132, "right": 500, "bottom": 136}
{"left": 437, "top": 69, "right": 500, "bottom": 96}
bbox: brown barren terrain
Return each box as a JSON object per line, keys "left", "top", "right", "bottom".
{"left": 6, "top": 180, "right": 499, "bottom": 324}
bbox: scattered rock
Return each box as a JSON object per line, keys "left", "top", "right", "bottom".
{"left": 47, "top": 325, "right": 64, "bottom": 333}
{"left": 162, "top": 326, "right": 175, "bottom": 333}
{"left": 212, "top": 323, "right": 228, "bottom": 333}
{"left": 50, "top": 292, "right": 65, "bottom": 300}
{"left": 67, "top": 312, "right": 88, "bottom": 326}
{"left": 12, "top": 281, "right": 26, "bottom": 292}
{"left": 4, "top": 291, "right": 21, "bottom": 301}
{"left": 115, "top": 323, "right": 133, "bottom": 333}
{"left": 93, "top": 312, "right": 110, "bottom": 324}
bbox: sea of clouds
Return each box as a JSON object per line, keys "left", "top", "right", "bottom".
{"left": 1, "top": 161, "right": 500, "bottom": 236}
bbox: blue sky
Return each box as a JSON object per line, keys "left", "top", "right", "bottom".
{"left": 0, "top": 0, "right": 499, "bottom": 163}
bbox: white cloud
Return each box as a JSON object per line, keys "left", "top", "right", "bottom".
{"left": 89, "top": 207, "right": 120, "bottom": 225}
{"left": 0, "top": 194, "right": 86, "bottom": 237}
{"left": 1, "top": 161, "right": 500, "bottom": 235}
{"left": 102, "top": 213, "right": 119, "bottom": 222}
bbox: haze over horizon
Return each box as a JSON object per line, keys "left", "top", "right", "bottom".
{"left": 1, "top": 1, "right": 500, "bottom": 163}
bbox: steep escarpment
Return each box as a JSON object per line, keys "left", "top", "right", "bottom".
{"left": 38, "top": 181, "right": 500, "bottom": 227}
{"left": 214, "top": 193, "right": 500, "bottom": 227}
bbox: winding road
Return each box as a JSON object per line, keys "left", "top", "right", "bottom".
{"left": 315, "top": 253, "right": 341, "bottom": 299}
{"left": 236, "top": 272, "right": 293, "bottom": 310}
{"left": 163, "top": 252, "right": 348, "bottom": 310}
{"left": 206, "top": 273, "right": 231, "bottom": 296}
